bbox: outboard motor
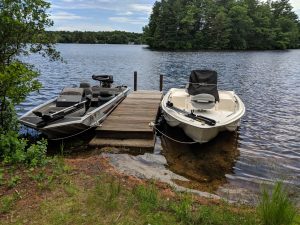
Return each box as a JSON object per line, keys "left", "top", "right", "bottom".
{"left": 92, "top": 75, "right": 114, "bottom": 88}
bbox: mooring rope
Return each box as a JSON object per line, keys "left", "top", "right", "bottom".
{"left": 149, "top": 122, "right": 198, "bottom": 145}
{"left": 188, "top": 82, "right": 216, "bottom": 86}
{"left": 49, "top": 125, "right": 97, "bottom": 141}
{"left": 50, "top": 121, "right": 199, "bottom": 144}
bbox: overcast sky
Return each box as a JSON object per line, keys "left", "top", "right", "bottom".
{"left": 48, "top": 0, "right": 300, "bottom": 33}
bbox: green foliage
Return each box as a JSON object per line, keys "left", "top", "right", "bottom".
{"left": 257, "top": 182, "right": 297, "bottom": 225}
{"left": 25, "top": 139, "right": 48, "bottom": 167}
{"left": 0, "top": 168, "right": 4, "bottom": 185}
{"left": 144, "top": 0, "right": 300, "bottom": 50}
{"left": 0, "top": 1, "right": 59, "bottom": 170}
{"left": 29, "top": 170, "right": 47, "bottom": 182}
{"left": 0, "top": 62, "right": 41, "bottom": 133}
{"left": 0, "top": 131, "right": 27, "bottom": 164}
{"left": 0, "top": 0, "right": 60, "bottom": 137}
{"left": 0, "top": 131, "right": 48, "bottom": 167}
{"left": 7, "top": 175, "right": 21, "bottom": 188}
{"left": 0, "top": 62, "right": 41, "bottom": 105}
{"left": 0, "top": 102, "right": 19, "bottom": 134}
{"left": 49, "top": 31, "right": 144, "bottom": 44}
{"left": 228, "top": 4, "right": 254, "bottom": 50}
{"left": 0, "top": 0, "right": 60, "bottom": 64}
{"left": 208, "top": 8, "right": 232, "bottom": 49}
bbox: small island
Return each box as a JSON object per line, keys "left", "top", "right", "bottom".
{"left": 143, "top": 0, "right": 300, "bottom": 50}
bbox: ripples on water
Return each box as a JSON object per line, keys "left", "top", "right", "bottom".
{"left": 19, "top": 44, "right": 300, "bottom": 202}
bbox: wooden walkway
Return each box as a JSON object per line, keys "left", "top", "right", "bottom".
{"left": 89, "top": 90, "right": 163, "bottom": 150}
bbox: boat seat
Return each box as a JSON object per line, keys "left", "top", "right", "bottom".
{"left": 80, "top": 82, "right": 92, "bottom": 96}
{"left": 91, "top": 86, "right": 101, "bottom": 97}
{"left": 56, "top": 88, "right": 84, "bottom": 107}
{"left": 189, "top": 94, "right": 215, "bottom": 110}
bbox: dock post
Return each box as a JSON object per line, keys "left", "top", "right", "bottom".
{"left": 134, "top": 71, "right": 137, "bottom": 91}
{"left": 159, "top": 74, "right": 163, "bottom": 92}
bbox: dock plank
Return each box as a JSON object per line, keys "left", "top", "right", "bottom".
{"left": 89, "top": 90, "right": 163, "bottom": 150}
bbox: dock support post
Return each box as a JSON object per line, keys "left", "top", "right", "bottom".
{"left": 159, "top": 74, "right": 163, "bottom": 92}
{"left": 134, "top": 71, "right": 137, "bottom": 91}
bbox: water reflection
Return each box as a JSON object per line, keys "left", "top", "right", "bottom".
{"left": 160, "top": 122, "right": 240, "bottom": 192}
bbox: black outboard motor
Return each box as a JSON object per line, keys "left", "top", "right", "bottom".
{"left": 92, "top": 75, "right": 114, "bottom": 88}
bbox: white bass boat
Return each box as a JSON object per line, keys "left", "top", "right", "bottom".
{"left": 19, "top": 75, "right": 130, "bottom": 139}
{"left": 161, "top": 70, "right": 245, "bottom": 143}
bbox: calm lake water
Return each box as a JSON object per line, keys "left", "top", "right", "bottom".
{"left": 19, "top": 44, "right": 300, "bottom": 203}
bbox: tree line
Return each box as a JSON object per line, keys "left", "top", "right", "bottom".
{"left": 143, "top": 0, "right": 300, "bottom": 50}
{"left": 49, "top": 31, "right": 144, "bottom": 44}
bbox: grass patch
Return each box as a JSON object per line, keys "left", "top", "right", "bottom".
{"left": 51, "top": 156, "right": 71, "bottom": 176}
{"left": 63, "top": 182, "right": 78, "bottom": 197}
{"left": 196, "top": 204, "right": 257, "bottom": 225}
{"left": 171, "top": 193, "right": 193, "bottom": 223}
{"left": 1, "top": 156, "right": 298, "bottom": 225}
{"left": 0, "top": 155, "right": 72, "bottom": 215}
{"left": 135, "top": 183, "right": 159, "bottom": 213}
{"left": 89, "top": 176, "right": 122, "bottom": 211}
{"left": 257, "top": 182, "right": 297, "bottom": 225}
{"left": 0, "top": 193, "right": 21, "bottom": 214}
{"left": 0, "top": 169, "right": 274, "bottom": 225}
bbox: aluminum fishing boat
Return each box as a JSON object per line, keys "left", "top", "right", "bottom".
{"left": 19, "top": 75, "right": 130, "bottom": 138}
{"left": 161, "top": 70, "right": 245, "bottom": 143}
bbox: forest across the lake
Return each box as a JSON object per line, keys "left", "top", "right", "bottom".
{"left": 143, "top": 0, "right": 300, "bottom": 50}
{"left": 49, "top": 31, "right": 143, "bottom": 45}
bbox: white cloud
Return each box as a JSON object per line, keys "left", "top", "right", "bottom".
{"left": 50, "top": 11, "right": 86, "bottom": 20}
{"left": 51, "top": 24, "right": 114, "bottom": 32}
{"left": 50, "top": 0, "right": 153, "bottom": 16}
{"left": 129, "top": 4, "right": 152, "bottom": 14}
{"left": 289, "top": 0, "right": 300, "bottom": 9}
{"left": 117, "top": 11, "right": 133, "bottom": 16}
{"left": 109, "top": 16, "right": 147, "bottom": 25}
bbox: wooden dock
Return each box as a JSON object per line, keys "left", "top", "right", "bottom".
{"left": 89, "top": 90, "right": 163, "bottom": 150}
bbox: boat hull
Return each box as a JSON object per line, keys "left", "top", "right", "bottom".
{"left": 161, "top": 88, "right": 245, "bottom": 143}
{"left": 164, "top": 111, "right": 241, "bottom": 143}
{"left": 19, "top": 87, "right": 130, "bottom": 139}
